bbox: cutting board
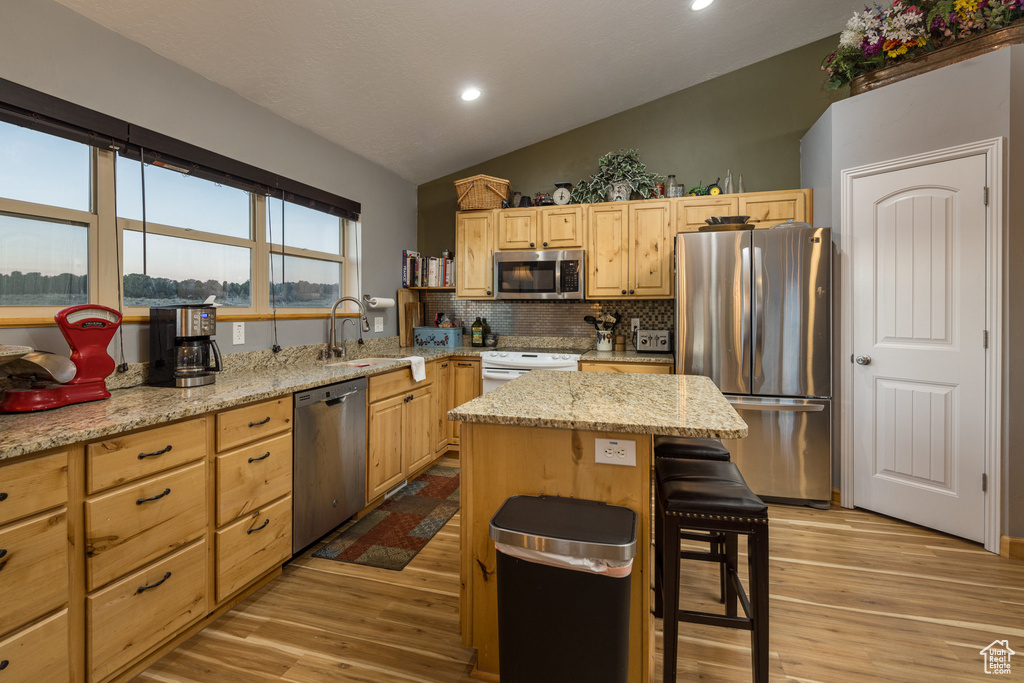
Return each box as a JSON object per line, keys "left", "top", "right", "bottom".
{"left": 398, "top": 289, "right": 420, "bottom": 347}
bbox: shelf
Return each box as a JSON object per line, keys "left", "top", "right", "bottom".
{"left": 404, "top": 287, "right": 455, "bottom": 291}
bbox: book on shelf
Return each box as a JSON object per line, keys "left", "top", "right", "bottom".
{"left": 400, "top": 251, "right": 454, "bottom": 288}
{"left": 427, "top": 257, "right": 440, "bottom": 287}
{"left": 401, "top": 249, "right": 420, "bottom": 287}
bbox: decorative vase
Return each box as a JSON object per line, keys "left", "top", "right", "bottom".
{"left": 850, "top": 24, "right": 1024, "bottom": 96}
{"left": 606, "top": 181, "right": 631, "bottom": 202}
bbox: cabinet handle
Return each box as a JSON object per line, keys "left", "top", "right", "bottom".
{"left": 136, "top": 571, "right": 171, "bottom": 594}
{"left": 0, "top": 659, "right": 7, "bottom": 670}
{"left": 530, "top": 242, "right": 535, "bottom": 247}
{"left": 440, "top": 362, "right": 448, "bottom": 368}
{"left": 249, "top": 416, "right": 271, "bottom": 427}
{"left": 621, "top": 289, "right": 627, "bottom": 295}
{"left": 543, "top": 241, "right": 548, "bottom": 247}
{"left": 136, "top": 488, "right": 171, "bottom": 505}
{"left": 457, "top": 362, "right": 473, "bottom": 367}
{"left": 248, "top": 451, "right": 271, "bottom": 463}
{"left": 0, "top": 548, "right": 7, "bottom": 569}
{"left": 247, "top": 518, "right": 270, "bottom": 534}
{"left": 486, "top": 290, "right": 491, "bottom": 296}
{"left": 0, "top": 492, "right": 7, "bottom": 502}
{"left": 629, "top": 289, "right": 635, "bottom": 295}
{"left": 138, "top": 444, "right": 173, "bottom": 460}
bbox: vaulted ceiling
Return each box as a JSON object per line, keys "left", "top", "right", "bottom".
{"left": 55, "top": 0, "right": 860, "bottom": 184}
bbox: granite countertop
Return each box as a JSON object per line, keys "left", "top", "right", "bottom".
{"left": 580, "top": 349, "right": 674, "bottom": 364}
{"left": 0, "top": 342, "right": 677, "bottom": 461}
{"left": 448, "top": 371, "right": 747, "bottom": 439}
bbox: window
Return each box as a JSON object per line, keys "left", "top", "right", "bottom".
{"left": 0, "top": 117, "right": 351, "bottom": 318}
{"left": 0, "top": 121, "right": 96, "bottom": 312}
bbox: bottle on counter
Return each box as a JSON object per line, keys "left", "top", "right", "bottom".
{"left": 482, "top": 317, "right": 491, "bottom": 336}
{"left": 472, "top": 317, "right": 484, "bottom": 347}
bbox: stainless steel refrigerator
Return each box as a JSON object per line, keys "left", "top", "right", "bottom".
{"left": 675, "top": 225, "right": 831, "bottom": 507}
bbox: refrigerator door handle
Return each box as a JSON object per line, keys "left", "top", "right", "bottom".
{"left": 727, "top": 398, "right": 825, "bottom": 412}
{"left": 741, "top": 245, "right": 751, "bottom": 382}
{"left": 752, "top": 245, "right": 765, "bottom": 388}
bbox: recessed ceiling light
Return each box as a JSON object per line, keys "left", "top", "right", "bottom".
{"left": 691, "top": 0, "right": 714, "bottom": 10}
{"left": 461, "top": 88, "right": 481, "bottom": 102}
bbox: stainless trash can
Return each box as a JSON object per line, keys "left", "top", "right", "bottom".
{"left": 489, "top": 494, "right": 638, "bottom": 683}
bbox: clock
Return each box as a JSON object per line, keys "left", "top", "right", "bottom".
{"left": 552, "top": 181, "right": 573, "bottom": 205}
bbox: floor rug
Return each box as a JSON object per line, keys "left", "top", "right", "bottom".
{"left": 312, "top": 464, "right": 460, "bottom": 571}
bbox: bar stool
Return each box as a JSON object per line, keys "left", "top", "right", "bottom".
{"left": 655, "top": 457, "right": 769, "bottom": 683}
{"left": 653, "top": 436, "right": 731, "bottom": 616}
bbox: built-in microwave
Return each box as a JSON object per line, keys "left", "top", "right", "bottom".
{"left": 493, "top": 249, "right": 584, "bottom": 300}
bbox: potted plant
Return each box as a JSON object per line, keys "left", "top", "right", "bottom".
{"left": 570, "top": 149, "right": 663, "bottom": 204}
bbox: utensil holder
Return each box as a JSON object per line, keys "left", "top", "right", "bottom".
{"left": 596, "top": 331, "right": 613, "bottom": 351}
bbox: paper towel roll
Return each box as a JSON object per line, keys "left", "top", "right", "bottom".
{"left": 364, "top": 296, "right": 395, "bottom": 309}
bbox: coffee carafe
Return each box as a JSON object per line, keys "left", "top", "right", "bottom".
{"left": 148, "top": 305, "right": 223, "bottom": 387}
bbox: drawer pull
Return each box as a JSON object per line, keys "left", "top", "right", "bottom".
{"left": 248, "top": 451, "right": 271, "bottom": 464}
{"left": 457, "top": 362, "right": 473, "bottom": 367}
{"left": 138, "top": 444, "right": 173, "bottom": 460}
{"left": 249, "top": 416, "right": 271, "bottom": 427}
{"left": 0, "top": 547, "right": 6, "bottom": 570}
{"left": 135, "top": 571, "right": 172, "bottom": 594}
{"left": 136, "top": 488, "right": 171, "bottom": 505}
{"left": 0, "top": 660, "right": 7, "bottom": 670}
{"left": 247, "top": 518, "right": 270, "bottom": 534}
{"left": 0, "top": 492, "right": 7, "bottom": 501}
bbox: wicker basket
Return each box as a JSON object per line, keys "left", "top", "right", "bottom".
{"left": 454, "top": 174, "right": 510, "bottom": 210}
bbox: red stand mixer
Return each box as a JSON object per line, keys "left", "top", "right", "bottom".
{"left": 0, "top": 304, "right": 122, "bottom": 412}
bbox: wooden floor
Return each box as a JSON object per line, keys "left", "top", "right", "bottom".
{"left": 134, "top": 472, "right": 1024, "bottom": 682}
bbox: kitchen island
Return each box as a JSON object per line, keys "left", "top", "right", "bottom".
{"left": 449, "top": 371, "right": 747, "bottom": 682}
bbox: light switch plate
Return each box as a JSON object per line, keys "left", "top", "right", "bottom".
{"left": 595, "top": 438, "right": 636, "bottom": 467}
{"left": 374, "top": 316, "right": 384, "bottom": 332}
{"left": 232, "top": 322, "right": 245, "bottom": 345}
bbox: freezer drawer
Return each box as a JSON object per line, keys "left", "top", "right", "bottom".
{"left": 720, "top": 397, "right": 831, "bottom": 507}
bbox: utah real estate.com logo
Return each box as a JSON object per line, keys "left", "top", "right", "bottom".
{"left": 980, "top": 640, "right": 1015, "bottom": 675}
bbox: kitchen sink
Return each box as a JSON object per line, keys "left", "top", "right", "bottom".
{"left": 326, "top": 357, "right": 401, "bottom": 368}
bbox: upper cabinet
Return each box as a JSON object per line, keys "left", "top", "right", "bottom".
{"left": 737, "top": 189, "right": 812, "bottom": 230}
{"left": 496, "top": 206, "right": 583, "bottom": 250}
{"left": 586, "top": 200, "right": 672, "bottom": 299}
{"left": 455, "top": 210, "right": 496, "bottom": 299}
{"left": 674, "top": 196, "right": 740, "bottom": 233}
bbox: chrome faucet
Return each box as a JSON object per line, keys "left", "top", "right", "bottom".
{"left": 328, "top": 296, "right": 371, "bottom": 359}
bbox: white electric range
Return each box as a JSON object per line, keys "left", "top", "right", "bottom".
{"left": 480, "top": 349, "right": 581, "bottom": 393}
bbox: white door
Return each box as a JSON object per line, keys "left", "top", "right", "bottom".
{"left": 851, "top": 154, "right": 987, "bottom": 542}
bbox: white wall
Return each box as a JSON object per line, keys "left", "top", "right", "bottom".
{"left": 801, "top": 48, "right": 1021, "bottom": 536}
{"left": 0, "top": 0, "right": 416, "bottom": 359}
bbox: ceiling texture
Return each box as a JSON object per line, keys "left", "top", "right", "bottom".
{"left": 55, "top": 0, "right": 862, "bottom": 185}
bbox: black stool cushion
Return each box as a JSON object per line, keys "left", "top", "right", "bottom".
{"left": 655, "top": 436, "right": 731, "bottom": 462}
{"left": 656, "top": 458, "right": 767, "bottom": 518}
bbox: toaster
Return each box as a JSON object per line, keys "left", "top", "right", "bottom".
{"left": 634, "top": 329, "right": 671, "bottom": 354}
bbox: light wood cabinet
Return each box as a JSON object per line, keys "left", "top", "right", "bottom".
{"left": 214, "top": 432, "right": 292, "bottom": 527}
{"left": 579, "top": 361, "right": 674, "bottom": 374}
{"left": 367, "top": 393, "right": 408, "bottom": 499}
{"left": 404, "top": 387, "right": 435, "bottom": 474}
{"left": 434, "top": 360, "right": 452, "bottom": 454}
{"left": 214, "top": 497, "right": 291, "bottom": 602}
{"left": 87, "top": 540, "right": 207, "bottom": 682}
{"left": 449, "top": 358, "right": 481, "bottom": 446}
{"left": 587, "top": 200, "right": 672, "bottom": 299}
{"left": 85, "top": 462, "right": 206, "bottom": 591}
{"left": 496, "top": 209, "right": 537, "bottom": 250}
{"left": 0, "top": 609, "right": 69, "bottom": 683}
{"left": 456, "top": 210, "right": 496, "bottom": 299}
{"left": 738, "top": 188, "right": 812, "bottom": 229}
{"left": 496, "top": 206, "right": 584, "bottom": 251}
{"left": 368, "top": 363, "right": 435, "bottom": 403}
{"left": 216, "top": 396, "right": 291, "bottom": 452}
{"left": 673, "top": 196, "right": 740, "bottom": 233}
{"left": 0, "top": 511, "right": 68, "bottom": 635}
{"left": 86, "top": 418, "right": 207, "bottom": 493}
{"left": 0, "top": 449, "right": 67, "bottom": 525}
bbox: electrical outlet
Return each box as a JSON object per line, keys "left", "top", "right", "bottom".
{"left": 374, "top": 316, "right": 384, "bottom": 332}
{"left": 595, "top": 438, "right": 636, "bottom": 467}
{"left": 630, "top": 318, "right": 640, "bottom": 335}
{"left": 232, "top": 322, "right": 245, "bottom": 345}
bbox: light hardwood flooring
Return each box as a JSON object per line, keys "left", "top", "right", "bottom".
{"left": 134, "top": 474, "right": 1024, "bottom": 682}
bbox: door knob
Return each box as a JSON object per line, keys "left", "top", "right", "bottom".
{"left": 855, "top": 355, "right": 871, "bottom": 365}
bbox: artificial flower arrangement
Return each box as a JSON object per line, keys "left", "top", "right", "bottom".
{"left": 823, "top": 0, "right": 1024, "bottom": 89}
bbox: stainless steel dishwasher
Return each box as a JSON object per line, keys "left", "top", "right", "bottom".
{"left": 292, "top": 376, "right": 366, "bottom": 554}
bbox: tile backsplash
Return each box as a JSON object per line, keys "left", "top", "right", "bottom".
{"left": 422, "top": 292, "right": 673, "bottom": 340}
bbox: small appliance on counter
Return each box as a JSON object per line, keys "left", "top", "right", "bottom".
{"left": 634, "top": 329, "right": 671, "bottom": 354}
{"left": 0, "top": 304, "right": 122, "bottom": 412}
{"left": 148, "top": 304, "right": 223, "bottom": 387}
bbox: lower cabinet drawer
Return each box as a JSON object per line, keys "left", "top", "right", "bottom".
{"left": 216, "top": 397, "right": 292, "bottom": 452}
{"left": 216, "top": 495, "right": 291, "bottom": 603}
{"left": 215, "top": 432, "right": 292, "bottom": 526}
{"left": 85, "top": 462, "right": 207, "bottom": 591}
{"left": 0, "top": 511, "right": 68, "bottom": 634}
{"left": 0, "top": 450, "right": 67, "bottom": 526}
{"left": 87, "top": 540, "right": 207, "bottom": 682}
{"left": 0, "top": 609, "right": 69, "bottom": 683}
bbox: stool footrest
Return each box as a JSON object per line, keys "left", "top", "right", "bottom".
{"left": 679, "top": 550, "right": 727, "bottom": 563}
{"left": 677, "top": 609, "right": 753, "bottom": 631}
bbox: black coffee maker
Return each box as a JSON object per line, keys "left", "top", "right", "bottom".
{"left": 148, "top": 305, "right": 223, "bottom": 387}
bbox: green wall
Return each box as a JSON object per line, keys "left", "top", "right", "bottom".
{"left": 417, "top": 34, "right": 845, "bottom": 256}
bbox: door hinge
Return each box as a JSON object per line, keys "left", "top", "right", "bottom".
{"left": 983, "top": 330, "right": 989, "bottom": 348}
{"left": 982, "top": 472, "right": 988, "bottom": 492}
{"left": 984, "top": 186, "right": 989, "bottom": 205}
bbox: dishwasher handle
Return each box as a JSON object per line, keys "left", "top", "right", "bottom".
{"left": 324, "top": 389, "right": 361, "bottom": 407}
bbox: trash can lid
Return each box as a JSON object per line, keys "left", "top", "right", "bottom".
{"left": 489, "top": 495, "right": 637, "bottom": 561}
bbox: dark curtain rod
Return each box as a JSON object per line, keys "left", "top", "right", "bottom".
{"left": 0, "top": 77, "right": 361, "bottom": 221}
